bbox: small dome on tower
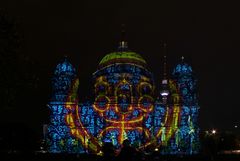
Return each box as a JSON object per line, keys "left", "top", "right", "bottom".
{"left": 51, "top": 57, "right": 77, "bottom": 102}
{"left": 172, "top": 56, "right": 193, "bottom": 76}
{"left": 54, "top": 57, "right": 76, "bottom": 76}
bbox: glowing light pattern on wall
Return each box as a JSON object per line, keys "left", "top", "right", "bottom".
{"left": 47, "top": 54, "right": 200, "bottom": 155}
{"left": 51, "top": 58, "right": 77, "bottom": 102}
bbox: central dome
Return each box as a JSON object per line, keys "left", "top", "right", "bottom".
{"left": 98, "top": 51, "right": 147, "bottom": 69}
{"left": 93, "top": 41, "right": 154, "bottom": 104}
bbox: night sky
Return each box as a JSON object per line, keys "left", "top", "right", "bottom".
{"left": 1, "top": 1, "right": 240, "bottom": 136}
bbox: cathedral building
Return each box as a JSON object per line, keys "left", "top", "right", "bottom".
{"left": 47, "top": 40, "right": 200, "bottom": 155}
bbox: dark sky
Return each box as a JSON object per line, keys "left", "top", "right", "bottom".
{"left": 1, "top": 1, "right": 240, "bottom": 135}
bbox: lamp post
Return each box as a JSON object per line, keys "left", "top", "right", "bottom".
{"left": 211, "top": 129, "right": 217, "bottom": 135}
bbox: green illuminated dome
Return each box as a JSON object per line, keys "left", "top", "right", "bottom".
{"left": 99, "top": 41, "right": 147, "bottom": 68}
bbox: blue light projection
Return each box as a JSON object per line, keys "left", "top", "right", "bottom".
{"left": 47, "top": 49, "right": 200, "bottom": 155}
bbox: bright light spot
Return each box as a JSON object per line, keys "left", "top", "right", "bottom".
{"left": 161, "top": 93, "right": 169, "bottom": 96}
{"left": 154, "top": 148, "right": 159, "bottom": 151}
{"left": 212, "top": 129, "right": 216, "bottom": 134}
{"left": 162, "top": 79, "right": 168, "bottom": 84}
{"left": 97, "top": 151, "right": 103, "bottom": 156}
{"left": 160, "top": 90, "right": 169, "bottom": 96}
{"left": 234, "top": 125, "right": 238, "bottom": 128}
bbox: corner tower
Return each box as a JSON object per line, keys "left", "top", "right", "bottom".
{"left": 47, "top": 58, "right": 79, "bottom": 153}
{"left": 172, "top": 56, "right": 200, "bottom": 154}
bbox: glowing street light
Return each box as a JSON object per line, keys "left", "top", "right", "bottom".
{"left": 211, "top": 129, "right": 216, "bottom": 134}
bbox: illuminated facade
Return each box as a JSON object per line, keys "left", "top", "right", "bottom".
{"left": 47, "top": 42, "right": 200, "bottom": 154}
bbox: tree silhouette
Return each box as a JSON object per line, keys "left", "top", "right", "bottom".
{"left": 0, "top": 11, "right": 40, "bottom": 151}
{"left": 0, "top": 11, "right": 20, "bottom": 109}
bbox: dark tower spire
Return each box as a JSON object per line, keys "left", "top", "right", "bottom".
{"left": 160, "top": 42, "right": 169, "bottom": 103}
{"left": 118, "top": 24, "right": 128, "bottom": 51}
{"left": 181, "top": 56, "right": 185, "bottom": 62}
{"left": 121, "top": 24, "right": 126, "bottom": 41}
{"left": 163, "top": 43, "right": 167, "bottom": 80}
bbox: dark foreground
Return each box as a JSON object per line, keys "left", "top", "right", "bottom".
{"left": 1, "top": 153, "right": 240, "bottom": 161}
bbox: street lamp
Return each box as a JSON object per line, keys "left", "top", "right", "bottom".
{"left": 211, "top": 129, "right": 216, "bottom": 135}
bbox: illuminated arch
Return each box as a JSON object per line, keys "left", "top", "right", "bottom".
{"left": 137, "top": 81, "right": 154, "bottom": 96}
{"left": 94, "top": 76, "right": 110, "bottom": 96}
